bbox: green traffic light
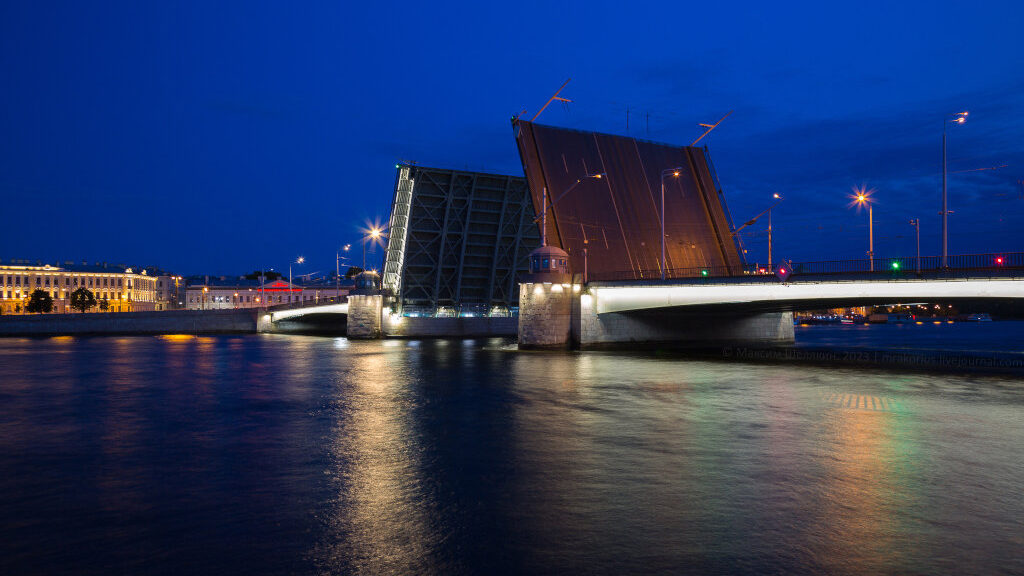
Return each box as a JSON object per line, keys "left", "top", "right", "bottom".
{"left": 701, "top": 269, "right": 709, "bottom": 276}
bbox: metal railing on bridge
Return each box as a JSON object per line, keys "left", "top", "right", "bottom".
{"left": 588, "top": 252, "right": 1024, "bottom": 283}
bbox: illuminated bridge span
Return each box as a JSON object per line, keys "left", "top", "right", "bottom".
{"left": 518, "top": 253, "right": 1024, "bottom": 350}
{"left": 589, "top": 252, "right": 1024, "bottom": 314}
{"left": 589, "top": 252, "right": 1024, "bottom": 282}
{"left": 590, "top": 277, "right": 1024, "bottom": 315}
{"left": 268, "top": 302, "right": 348, "bottom": 323}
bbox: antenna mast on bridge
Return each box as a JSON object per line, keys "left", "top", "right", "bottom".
{"left": 531, "top": 78, "right": 573, "bottom": 122}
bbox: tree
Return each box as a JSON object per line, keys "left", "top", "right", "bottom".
{"left": 99, "top": 299, "right": 110, "bottom": 311}
{"left": 344, "top": 266, "right": 364, "bottom": 279}
{"left": 70, "top": 287, "right": 97, "bottom": 313}
{"left": 26, "top": 289, "right": 54, "bottom": 313}
{"left": 245, "top": 270, "right": 281, "bottom": 281}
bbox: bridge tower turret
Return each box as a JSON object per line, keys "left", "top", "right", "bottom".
{"left": 347, "top": 271, "right": 384, "bottom": 339}
{"left": 518, "top": 246, "right": 578, "bottom": 349}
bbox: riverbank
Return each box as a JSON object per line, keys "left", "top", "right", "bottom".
{"left": 0, "top": 308, "right": 257, "bottom": 336}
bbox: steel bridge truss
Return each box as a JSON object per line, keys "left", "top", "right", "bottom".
{"left": 382, "top": 164, "right": 540, "bottom": 315}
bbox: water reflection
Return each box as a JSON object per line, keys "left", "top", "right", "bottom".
{"left": 1, "top": 337, "right": 1023, "bottom": 575}
{"left": 317, "top": 342, "right": 439, "bottom": 574}
{"left": 812, "top": 392, "right": 921, "bottom": 573}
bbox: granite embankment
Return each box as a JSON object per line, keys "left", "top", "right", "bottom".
{"left": 0, "top": 309, "right": 257, "bottom": 336}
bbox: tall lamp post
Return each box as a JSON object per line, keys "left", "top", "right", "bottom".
{"left": 536, "top": 173, "right": 606, "bottom": 247}
{"left": 363, "top": 229, "right": 381, "bottom": 270}
{"left": 336, "top": 244, "right": 350, "bottom": 298}
{"left": 660, "top": 167, "right": 685, "bottom": 280}
{"left": 730, "top": 193, "right": 784, "bottom": 270}
{"left": 909, "top": 219, "right": 921, "bottom": 275}
{"left": 259, "top": 268, "right": 267, "bottom": 308}
{"left": 942, "top": 111, "right": 968, "bottom": 268}
{"left": 289, "top": 256, "right": 304, "bottom": 304}
{"left": 767, "top": 193, "right": 782, "bottom": 269}
{"left": 854, "top": 192, "right": 874, "bottom": 271}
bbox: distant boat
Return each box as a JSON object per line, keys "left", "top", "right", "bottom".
{"left": 960, "top": 313, "right": 993, "bottom": 322}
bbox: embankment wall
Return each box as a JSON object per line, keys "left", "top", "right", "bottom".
{"left": 0, "top": 309, "right": 258, "bottom": 336}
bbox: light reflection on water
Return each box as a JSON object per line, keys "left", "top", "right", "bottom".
{"left": 0, "top": 335, "right": 1023, "bottom": 575}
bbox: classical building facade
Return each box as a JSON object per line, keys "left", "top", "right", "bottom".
{"left": 0, "top": 260, "right": 167, "bottom": 314}
{"left": 184, "top": 277, "right": 351, "bottom": 310}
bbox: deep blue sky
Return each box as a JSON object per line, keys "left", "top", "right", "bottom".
{"left": 2, "top": 1, "right": 1022, "bottom": 276}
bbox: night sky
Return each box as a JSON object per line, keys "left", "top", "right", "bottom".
{"left": 2, "top": 1, "right": 1022, "bottom": 277}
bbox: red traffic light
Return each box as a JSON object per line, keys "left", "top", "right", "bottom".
{"left": 996, "top": 257, "right": 1004, "bottom": 265}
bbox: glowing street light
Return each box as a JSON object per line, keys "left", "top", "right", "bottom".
{"left": 535, "top": 173, "right": 606, "bottom": 247}
{"left": 852, "top": 187, "right": 875, "bottom": 271}
{"left": 909, "top": 219, "right": 921, "bottom": 275}
{"left": 942, "top": 111, "right": 968, "bottom": 267}
{"left": 289, "top": 256, "right": 304, "bottom": 304}
{"left": 336, "top": 243, "right": 351, "bottom": 297}
{"left": 660, "top": 167, "right": 686, "bottom": 280}
{"left": 768, "top": 193, "right": 784, "bottom": 270}
{"left": 731, "top": 193, "right": 785, "bottom": 269}
{"left": 363, "top": 229, "right": 382, "bottom": 270}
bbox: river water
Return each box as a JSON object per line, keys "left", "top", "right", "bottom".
{"left": 1, "top": 330, "right": 1023, "bottom": 575}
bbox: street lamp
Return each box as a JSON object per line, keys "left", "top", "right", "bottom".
{"left": 909, "top": 219, "right": 921, "bottom": 275}
{"left": 731, "top": 193, "right": 785, "bottom": 271}
{"left": 363, "top": 229, "right": 381, "bottom": 270}
{"left": 660, "top": 167, "right": 685, "bottom": 280}
{"left": 535, "top": 173, "right": 606, "bottom": 247}
{"left": 768, "top": 193, "right": 783, "bottom": 269}
{"left": 942, "top": 110, "right": 968, "bottom": 268}
{"left": 336, "top": 244, "right": 350, "bottom": 298}
{"left": 853, "top": 189, "right": 875, "bottom": 271}
{"left": 289, "top": 256, "right": 304, "bottom": 304}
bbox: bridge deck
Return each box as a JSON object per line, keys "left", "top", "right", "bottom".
{"left": 270, "top": 303, "right": 348, "bottom": 322}
{"left": 590, "top": 276, "right": 1024, "bottom": 315}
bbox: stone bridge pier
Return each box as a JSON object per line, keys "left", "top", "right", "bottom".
{"left": 519, "top": 281, "right": 793, "bottom": 350}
